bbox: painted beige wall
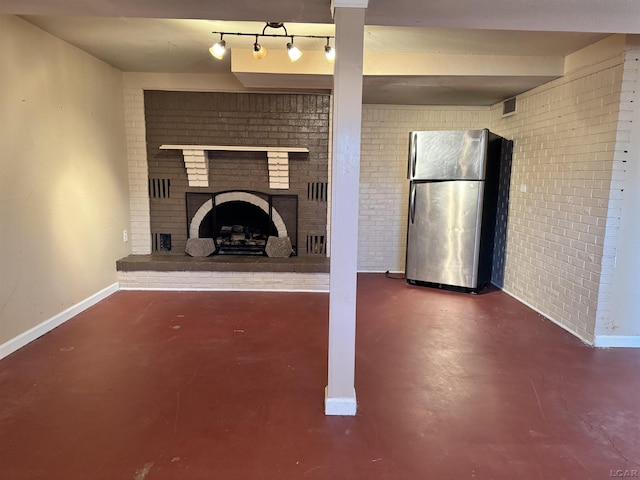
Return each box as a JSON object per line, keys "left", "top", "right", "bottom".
{"left": 0, "top": 16, "right": 130, "bottom": 345}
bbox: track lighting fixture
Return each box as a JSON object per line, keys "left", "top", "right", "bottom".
{"left": 209, "top": 33, "right": 226, "bottom": 59}
{"left": 210, "top": 22, "right": 334, "bottom": 63}
{"left": 324, "top": 37, "right": 335, "bottom": 64}
{"left": 286, "top": 37, "right": 302, "bottom": 62}
{"left": 252, "top": 35, "right": 267, "bottom": 60}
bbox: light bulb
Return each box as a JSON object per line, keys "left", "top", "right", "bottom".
{"left": 209, "top": 39, "right": 226, "bottom": 59}
{"left": 252, "top": 42, "right": 267, "bottom": 60}
{"left": 287, "top": 42, "right": 302, "bottom": 62}
{"left": 324, "top": 45, "right": 335, "bottom": 64}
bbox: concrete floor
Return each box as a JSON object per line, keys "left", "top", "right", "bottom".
{"left": 1, "top": 273, "right": 639, "bottom": 479}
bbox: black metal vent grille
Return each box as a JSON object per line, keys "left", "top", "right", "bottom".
{"left": 152, "top": 233, "right": 172, "bottom": 252}
{"left": 149, "top": 178, "right": 171, "bottom": 199}
{"left": 307, "top": 182, "right": 328, "bottom": 201}
{"left": 502, "top": 97, "right": 517, "bottom": 116}
{"left": 306, "top": 235, "right": 326, "bottom": 255}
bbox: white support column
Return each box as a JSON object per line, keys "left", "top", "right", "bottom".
{"left": 325, "top": 3, "right": 367, "bottom": 416}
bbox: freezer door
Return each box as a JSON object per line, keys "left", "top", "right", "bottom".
{"left": 408, "top": 129, "right": 488, "bottom": 181}
{"left": 406, "top": 181, "right": 484, "bottom": 288}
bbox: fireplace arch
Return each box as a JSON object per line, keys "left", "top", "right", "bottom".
{"left": 189, "top": 191, "right": 288, "bottom": 239}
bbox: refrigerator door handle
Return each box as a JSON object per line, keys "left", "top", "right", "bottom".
{"left": 410, "top": 133, "right": 418, "bottom": 179}
{"left": 409, "top": 183, "right": 417, "bottom": 224}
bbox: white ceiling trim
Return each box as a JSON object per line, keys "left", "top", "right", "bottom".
{"left": 331, "top": 0, "right": 370, "bottom": 9}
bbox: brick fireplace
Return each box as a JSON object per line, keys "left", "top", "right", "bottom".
{"left": 144, "top": 91, "right": 330, "bottom": 257}
{"left": 116, "top": 91, "right": 331, "bottom": 291}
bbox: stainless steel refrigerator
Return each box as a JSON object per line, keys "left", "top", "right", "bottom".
{"left": 406, "top": 129, "right": 507, "bottom": 292}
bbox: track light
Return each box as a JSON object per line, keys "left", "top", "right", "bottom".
{"left": 286, "top": 38, "right": 302, "bottom": 62}
{"left": 252, "top": 35, "right": 267, "bottom": 60}
{"left": 209, "top": 22, "right": 334, "bottom": 64}
{"left": 209, "top": 34, "right": 226, "bottom": 59}
{"left": 324, "top": 38, "right": 335, "bottom": 64}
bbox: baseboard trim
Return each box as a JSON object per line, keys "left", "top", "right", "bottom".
{"left": 0, "top": 283, "right": 119, "bottom": 361}
{"left": 501, "top": 287, "right": 594, "bottom": 346}
{"left": 118, "top": 287, "right": 329, "bottom": 293}
{"left": 594, "top": 335, "right": 640, "bottom": 348}
{"left": 357, "top": 269, "right": 404, "bottom": 274}
{"left": 324, "top": 387, "right": 357, "bottom": 416}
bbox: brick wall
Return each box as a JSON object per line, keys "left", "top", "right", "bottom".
{"left": 595, "top": 40, "right": 640, "bottom": 338}
{"left": 489, "top": 55, "right": 625, "bottom": 343}
{"left": 118, "top": 271, "right": 329, "bottom": 292}
{"left": 143, "top": 91, "right": 330, "bottom": 256}
{"left": 124, "top": 88, "right": 151, "bottom": 254}
{"left": 358, "top": 106, "right": 491, "bottom": 272}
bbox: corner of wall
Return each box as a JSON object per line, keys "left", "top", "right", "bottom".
{"left": 564, "top": 34, "right": 626, "bottom": 75}
{"left": 487, "top": 42, "right": 627, "bottom": 344}
{"left": 123, "top": 87, "right": 151, "bottom": 254}
{"left": 595, "top": 35, "right": 640, "bottom": 339}
{"left": 0, "top": 284, "right": 119, "bottom": 361}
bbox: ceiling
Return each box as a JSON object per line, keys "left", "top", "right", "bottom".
{"left": 3, "top": 0, "right": 639, "bottom": 105}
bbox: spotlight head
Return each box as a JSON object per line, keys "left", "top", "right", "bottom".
{"left": 252, "top": 41, "right": 267, "bottom": 60}
{"left": 324, "top": 45, "right": 335, "bottom": 64}
{"left": 209, "top": 37, "right": 226, "bottom": 59}
{"left": 286, "top": 41, "right": 302, "bottom": 62}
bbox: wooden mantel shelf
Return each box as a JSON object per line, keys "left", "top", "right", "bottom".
{"left": 159, "top": 145, "right": 309, "bottom": 153}
{"left": 159, "top": 145, "right": 308, "bottom": 189}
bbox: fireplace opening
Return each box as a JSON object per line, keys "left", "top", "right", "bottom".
{"left": 204, "top": 202, "right": 276, "bottom": 255}
{"left": 186, "top": 191, "right": 298, "bottom": 256}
